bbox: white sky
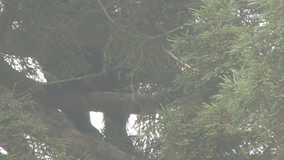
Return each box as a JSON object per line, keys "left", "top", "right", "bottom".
{"left": 90, "top": 112, "right": 137, "bottom": 135}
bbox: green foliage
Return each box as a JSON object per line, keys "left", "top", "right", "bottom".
{"left": 3, "top": 0, "right": 284, "bottom": 159}
{"left": 146, "top": 0, "right": 284, "bottom": 159}
{"left": 0, "top": 91, "right": 70, "bottom": 159}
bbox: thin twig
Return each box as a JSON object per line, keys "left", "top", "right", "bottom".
{"left": 46, "top": 70, "right": 109, "bottom": 85}
{"left": 97, "top": 0, "right": 116, "bottom": 25}
{"left": 161, "top": 45, "right": 191, "bottom": 69}
{"left": 142, "top": 23, "right": 186, "bottom": 40}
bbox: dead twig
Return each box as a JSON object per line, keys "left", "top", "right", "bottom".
{"left": 97, "top": 0, "right": 116, "bottom": 26}
{"left": 161, "top": 45, "right": 191, "bottom": 69}
{"left": 142, "top": 24, "right": 186, "bottom": 40}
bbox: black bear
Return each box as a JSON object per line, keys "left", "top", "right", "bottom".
{"left": 42, "top": 48, "right": 133, "bottom": 152}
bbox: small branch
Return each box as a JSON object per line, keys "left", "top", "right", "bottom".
{"left": 161, "top": 45, "right": 191, "bottom": 69}
{"left": 16, "top": 69, "right": 111, "bottom": 98}
{"left": 97, "top": 0, "right": 116, "bottom": 25}
{"left": 46, "top": 69, "right": 110, "bottom": 85}
{"left": 141, "top": 23, "right": 186, "bottom": 40}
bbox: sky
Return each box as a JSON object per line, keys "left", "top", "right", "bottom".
{"left": 90, "top": 112, "right": 137, "bottom": 135}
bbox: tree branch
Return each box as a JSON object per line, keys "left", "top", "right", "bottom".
{"left": 36, "top": 90, "right": 166, "bottom": 115}
{"left": 161, "top": 45, "right": 191, "bottom": 69}
{"left": 97, "top": 0, "right": 185, "bottom": 40}
{"left": 1, "top": 85, "right": 150, "bottom": 160}
{"left": 32, "top": 109, "right": 133, "bottom": 160}
{"left": 141, "top": 23, "right": 186, "bottom": 40}
{"left": 97, "top": 0, "right": 117, "bottom": 26}
{"left": 16, "top": 69, "right": 113, "bottom": 98}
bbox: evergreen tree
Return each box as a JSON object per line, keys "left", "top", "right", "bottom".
{"left": 1, "top": 0, "right": 284, "bottom": 159}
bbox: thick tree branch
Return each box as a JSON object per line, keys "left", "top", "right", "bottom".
{"left": 36, "top": 91, "right": 166, "bottom": 115}
{"left": 1, "top": 86, "right": 149, "bottom": 160}
{"left": 32, "top": 109, "right": 133, "bottom": 160}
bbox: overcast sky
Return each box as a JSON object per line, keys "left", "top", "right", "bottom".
{"left": 90, "top": 112, "right": 137, "bottom": 135}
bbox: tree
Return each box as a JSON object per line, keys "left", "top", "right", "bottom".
{"left": 1, "top": 0, "right": 284, "bottom": 160}
{"left": 148, "top": 0, "right": 284, "bottom": 160}
{"left": 0, "top": 0, "right": 192, "bottom": 159}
